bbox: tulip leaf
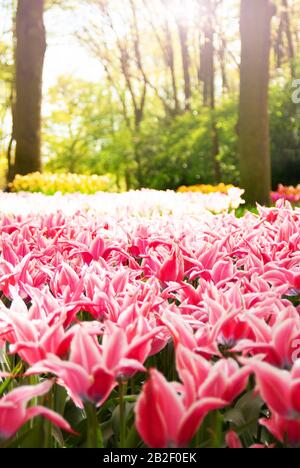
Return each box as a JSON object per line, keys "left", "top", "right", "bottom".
{"left": 17, "top": 423, "right": 44, "bottom": 449}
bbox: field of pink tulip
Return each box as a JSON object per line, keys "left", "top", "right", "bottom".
{"left": 0, "top": 190, "right": 300, "bottom": 449}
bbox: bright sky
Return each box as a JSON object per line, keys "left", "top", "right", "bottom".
{"left": 0, "top": 0, "right": 240, "bottom": 94}
{"left": 43, "top": 0, "right": 239, "bottom": 91}
{"left": 43, "top": 4, "right": 103, "bottom": 90}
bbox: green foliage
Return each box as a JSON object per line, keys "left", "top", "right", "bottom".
{"left": 130, "top": 102, "right": 239, "bottom": 190}
{"left": 269, "top": 69, "right": 300, "bottom": 189}
{"left": 43, "top": 71, "right": 300, "bottom": 191}
{"left": 43, "top": 77, "right": 240, "bottom": 190}
{"left": 44, "top": 77, "right": 119, "bottom": 175}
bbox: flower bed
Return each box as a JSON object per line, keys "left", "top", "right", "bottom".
{"left": 9, "top": 172, "right": 116, "bottom": 194}
{"left": 0, "top": 188, "right": 245, "bottom": 216}
{"left": 0, "top": 193, "right": 299, "bottom": 448}
{"left": 271, "top": 184, "right": 300, "bottom": 204}
{"left": 177, "top": 183, "right": 235, "bottom": 194}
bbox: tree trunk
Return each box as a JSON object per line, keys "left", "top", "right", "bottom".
{"left": 239, "top": 0, "right": 274, "bottom": 206}
{"left": 282, "top": 0, "right": 295, "bottom": 77}
{"left": 218, "top": 36, "right": 229, "bottom": 94}
{"left": 7, "top": 83, "right": 16, "bottom": 184}
{"left": 200, "top": 22, "right": 214, "bottom": 107}
{"left": 163, "top": 20, "right": 180, "bottom": 114}
{"left": 13, "top": 0, "right": 46, "bottom": 177}
{"left": 176, "top": 17, "right": 191, "bottom": 111}
{"left": 200, "top": 6, "right": 221, "bottom": 183}
{"left": 275, "top": 0, "right": 295, "bottom": 76}
{"left": 6, "top": 0, "right": 17, "bottom": 184}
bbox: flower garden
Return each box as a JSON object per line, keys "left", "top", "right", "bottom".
{"left": 271, "top": 184, "right": 300, "bottom": 205}
{"left": 0, "top": 188, "right": 299, "bottom": 449}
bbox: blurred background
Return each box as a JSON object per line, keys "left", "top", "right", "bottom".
{"left": 0, "top": 0, "right": 299, "bottom": 197}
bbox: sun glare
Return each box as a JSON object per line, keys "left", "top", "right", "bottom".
{"left": 168, "top": 0, "right": 198, "bottom": 21}
{"left": 42, "top": 0, "right": 239, "bottom": 91}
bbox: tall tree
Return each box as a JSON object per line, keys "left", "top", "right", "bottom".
{"left": 79, "top": 0, "right": 149, "bottom": 188}
{"left": 199, "top": 0, "right": 221, "bottom": 183}
{"left": 143, "top": 0, "right": 180, "bottom": 115}
{"left": 239, "top": 0, "right": 274, "bottom": 205}
{"left": 275, "top": 0, "right": 295, "bottom": 77}
{"left": 12, "top": 0, "right": 46, "bottom": 179}
{"left": 174, "top": 0, "right": 191, "bottom": 111}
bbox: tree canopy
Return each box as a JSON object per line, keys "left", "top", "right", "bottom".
{"left": 0, "top": 0, "right": 299, "bottom": 198}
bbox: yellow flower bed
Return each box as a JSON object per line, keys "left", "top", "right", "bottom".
{"left": 10, "top": 172, "right": 116, "bottom": 195}
{"left": 177, "top": 183, "right": 235, "bottom": 194}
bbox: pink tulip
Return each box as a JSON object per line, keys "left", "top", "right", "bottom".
{"left": 226, "top": 431, "right": 274, "bottom": 449}
{"left": 236, "top": 315, "right": 300, "bottom": 369}
{"left": 27, "top": 325, "right": 151, "bottom": 408}
{"left": 135, "top": 368, "right": 225, "bottom": 448}
{"left": 176, "top": 345, "right": 250, "bottom": 406}
{"left": 159, "top": 248, "right": 184, "bottom": 283}
{"left": 101, "top": 320, "right": 159, "bottom": 379}
{"left": 0, "top": 293, "right": 76, "bottom": 365}
{"left": 260, "top": 414, "right": 300, "bottom": 446}
{"left": 0, "top": 192, "right": 299, "bottom": 450}
{"left": 226, "top": 431, "right": 243, "bottom": 449}
{"left": 250, "top": 360, "right": 300, "bottom": 445}
{"left": 251, "top": 360, "right": 300, "bottom": 415}
{"left": 69, "top": 236, "right": 105, "bottom": 264}
{"left": 0, "top": 253, "right": 33, "bottom": 298}
{"left": 160, "top": 309, "right": 197, "bottom": 350}
{"left": 27, "top": 330, "right": 115, "bottom": 408}
{"left": 142, "top": 246, "right": 184, "bottom": 284}
{"left": 49, "top": 262, "right": 84, "bottom": 303}
{"left": 0, "top": 380, "right": 74, "bottom": 441}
